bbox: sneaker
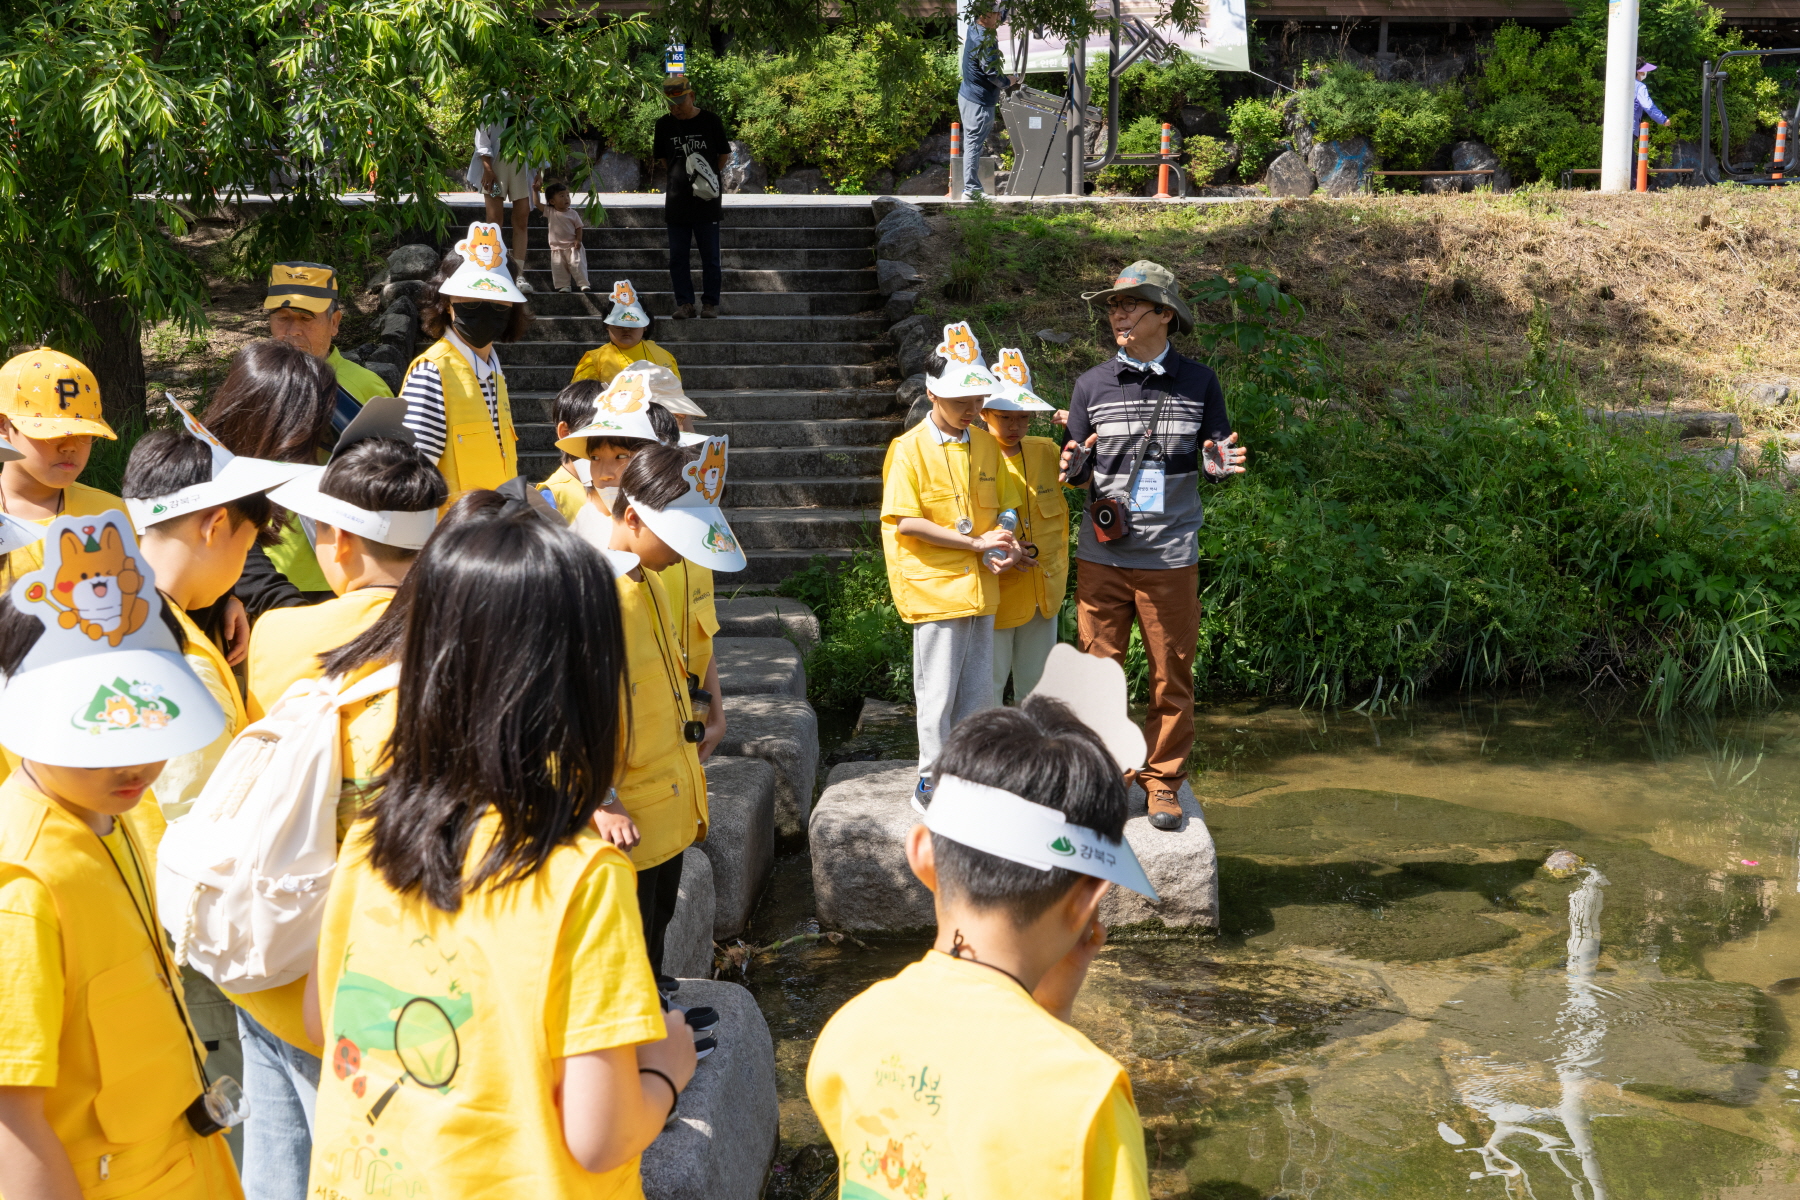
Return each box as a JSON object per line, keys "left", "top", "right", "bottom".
{"left": 555, "top": 286, "right": 572, "bottom": 293}
{"left": 679, "top": 1005, "right": 719, "bottom": 1034}
{"left": 514, "top": 274, "right": 535, "bottom": 295}
{"left": 579, "top": 284, "right": 597, "bottom": 293}
{"left": 701, "top": 303, "right": 719, "bottom": 319}
{"left": 671, "top": 303, "right": 697, "bottom": 319}
{"left": 693, "top": 1034, "right": 718, "bottom": 1061}
{"left": 1146, "top": 786, "right": 1183, "bottom": 832}
{"left": 656, "top": 974, "right": 680, "bottom": 999}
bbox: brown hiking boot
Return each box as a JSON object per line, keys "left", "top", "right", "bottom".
{"left": 1146, "top": 786, "right": 1183, "bottom": 831}
{"left": 672, "top": 303, "right": 697, "bottom": 319}
{"left": 701, "top": 303, "right": 719, "bottom": 318}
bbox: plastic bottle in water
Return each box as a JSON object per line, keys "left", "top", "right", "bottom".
{"left": 984, "top": 509, "right": 1019, "bottom": 568}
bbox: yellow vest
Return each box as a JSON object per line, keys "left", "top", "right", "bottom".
{"left": 571, "top": 339, "right": 681, "bottom": 386}
{"left": 0, "top": 774, "right": 243, "bottom": 1199}
{"left": 807, "top": 951, "right": 1149, "bottom": 1200}
{"left": 616, "top": 570, "right": 707, "bottom": 870}
{"left": 235, "top": 588, "right": 397, "bottom": 1053}
{"left": 654, "top": 559, "right": 720, "bottom": 687}
{"left": 994, "top": 437, "right": 1072, "bottom": 630}
{"left": 328, "top": 346, "right": 392, "bottom": 403}
{"left": 310, "top": 814, "right": 661, "bottom": 1200}
{"left": 408, "top": 337, "right": 517, "bottom": 494}
{"left": 879, "top": 423, "right": 1013, "bottom": 623}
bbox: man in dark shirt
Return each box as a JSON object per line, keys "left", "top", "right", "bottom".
{"left": 1060, "top": 260, "right": 1248, "bottom": 831}
{"left": 653, "top": 75, "right": 731, "bottom": 318}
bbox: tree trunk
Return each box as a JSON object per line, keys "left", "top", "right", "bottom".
{"left": 76, "top": 291, "right": 147, "bottom": 434}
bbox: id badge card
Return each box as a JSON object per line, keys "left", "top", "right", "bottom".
{"left": 1129, "top": 463, "right": 1165, "bottom": 514}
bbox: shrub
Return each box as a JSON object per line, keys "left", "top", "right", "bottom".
{"left": 1095, "top": 115, "right": 1174, "bottom": 191}
{"left": 1187, "top": 135, "right": 1231, "bottom": 186}
{"left": 779, "top": 547, "right": 913, "bottom": 710}
{"left": 1299, "top": 64, "right": 1463, "bottom": 169}
{"left": 1087, "top": 52, "right": 1223, "bottom": 119}
{"left": 1227, "top": 96, "right": 1284, "bottom": 180}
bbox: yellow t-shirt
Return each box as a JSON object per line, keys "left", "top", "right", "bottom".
{"left": 309, "top": 815, "right": 664, "bottom": 1200}
{"left": 879, "top": 423, "right": 1022, "bottom": 624}
{"left": 0, "top": 773, "right": 243, "bottom": 1199}
{"left": 994, "top": 437, "right": 1072, "bottom": 631}
{"left": 156, "top": 601, "right": 250, "bottom": 821}
{"left": 807, "top": 951, "right": 1149, "bottom": 1200}
{"left": 539, "top": 463, "right": 587, "bottom": 524}
{"left": 235, "top": 587, "right": 397, "bottom": 1053}
{"left": 654, "top": 558, "right": 720, "bottom": 689}
{"left": 0, "top": 481, "right": 124, "bottom": 589}
{"left": 571, "top": 339, "right": 681, "bottom": 386}
{"left": 616, "top": 570, "right": 707, "bottom": 870}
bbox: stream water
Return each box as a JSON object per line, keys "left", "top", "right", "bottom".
{"left": 745, "top": 691, "right": 1800, "bottom": 1199}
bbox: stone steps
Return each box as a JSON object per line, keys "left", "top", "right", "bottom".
{"left": 504, "top": 340, "right": 884, "bottom": 368}
{"left": 694, "top": 416, "right": 900, "bottom": 448}
{"left": 569, "top": 225, "right": 872, "bottom": 250}
{"left": 505, "top": 361, "right": 881, "bottom": 392}
{"left": 522, "top": 266, "right": 877, "bottom": 293}
{"left": 729, "top": 508, "right": 880, "bottom": 551}
{"left": 528, "top": 290, "right": 880, "bottom": 317}
{"left": 530, "top": 315, "right": 889, "bottom": 343}
{"left": 522, "top": 246, "right": 872, "bottom": 271}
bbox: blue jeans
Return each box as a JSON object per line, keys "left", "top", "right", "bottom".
{"left": 238, "top": 1008, "right": 321, "bottom": 1200}
{"left": 957, "top": 95, "right": 995, "bottom": 196}
{"left": 668, "top": 221, "right": 722, "bottom": 307}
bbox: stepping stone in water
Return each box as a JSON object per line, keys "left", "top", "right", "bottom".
{"left": 641, "top": 979, "right": 779, "bottom": 1200}
{"left": 811, "top": 761, "right": 1220, "bottom": 932}
{"left": 714, "top": 596, "right": 820, "bottom": 653}
{"left": 661, "top": 847, "right": 716, "bottom": 981}
{"left": 699, "top": 756, "right": 776, "bottom": 939}
{"left": 714, "top": 636, "right": 807, "bottom": 698}
{"left": 717, "top": 693, "right": 819, "bottom": 836}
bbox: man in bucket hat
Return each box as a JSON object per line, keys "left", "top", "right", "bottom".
{"left": 1060, "top": 260, "right": 1247, "bottom": 831}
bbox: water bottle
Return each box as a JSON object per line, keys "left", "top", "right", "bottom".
{"left": 984, "top": 509, "right": 1019, "bottom": 568}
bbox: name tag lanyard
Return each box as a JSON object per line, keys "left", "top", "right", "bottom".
{"left": 939, "top": 437, "right": 976, "bottom": 536}
{"left": 1119, "top": 376, "right": 1169, "bottom": 516}
{"left": 645, "top": 577, "right": 707, "bottom": 744}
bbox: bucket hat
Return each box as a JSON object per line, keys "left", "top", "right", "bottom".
{"left": 1080, "top": 260, "right": 1194, "bottom": 335}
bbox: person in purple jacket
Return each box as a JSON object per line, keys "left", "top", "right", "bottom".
{"left": 1635, "top": 62, "right": 1669, "bottom": 130}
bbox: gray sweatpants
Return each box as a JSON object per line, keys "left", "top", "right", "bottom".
{"left": 913, "top": 613, "right": 995, "bottom": 780}
{"left": 992, "top": 611, "right": 1059, "bottom": 704}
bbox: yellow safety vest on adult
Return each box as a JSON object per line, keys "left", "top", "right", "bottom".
{"left": 308, "top": 812, "right": 665, "bottom": 1199}
{"left": 408, "top": 334, "right": 518, "bottom": 494}
{"left": 880, "top": 418, "right": 1019, "bottom": 623}
{"left": 808, "top": 951, "right": 1150, "bottom": 1200}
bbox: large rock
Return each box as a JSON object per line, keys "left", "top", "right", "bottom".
{"left": 811, "top": 761, "right": 1220, "bottom": 932}
{"left": 812, "top": 762, "right": 936, "bottom": 932}
{"left": 1262, "top": 150, "right": 1316, "bottom": 197}
{"left": 640, "top": 980, "right": 779, "bottom": 1200}
{"left": 596, "top": 150, "right": 642, "bottom": 193}
{"left": 876, "top": 259, "right": 921, "bottom": 296}
{"left": 375, "top": 310, "right": 414, "bottom": 346}
{"left": 386, "top": 243, "right": 441, "bottom": 283}
{"left": 714, "top": 596, "right": 819, "bottom": 652}
{"left": 896, "top": 166, "right": 949, "bottom": 196}
{"left": 1307, "top": 137, "right": 1375, "bottom": 196}
{"left": 699, "top": 756, "right": 776, "bottom": 939}
{"left": 1596, "top": 408, "right": 1742, "bottom": 440}
{"left": 662, "top": 846, "right": 716, "bottom": 980}
{"left": 717, "top": 694, "right": 818, "bottom": 838}
{"left": 894, "top": 315, "right": 933, "bottom": 380}
{"left": 871, "top": 195, "right": 906, "bottom": 222}
{"left": 381, "top": 279, "right": 429, "bottom": 309}
{"left": 899, "top": 375, "right": 930, "bottom": 430}
{"left": 1282, "top": 97, "right": 1315, "bottom": 161}
{"left": 713, "top": 636, "right": 805, "bottom": 699}
{"left": 1177, "top": 104, "right": 1225, "bottom": 139}
{"left": 361, "top": 360, "right": 402, "bottom": 393}
{"left": 874, "top": 204, "right": 931, "bottom": 263}
{"left": 1452, "top": 139, "right": 1511, "bottom": 193}
{"left": 722, "top": 141, "right": 766, "bottom": 194}
{"left": 894, "top": 132, "right": 952, "bottom": 176}
{"left": 883, "top": 289, "right": 918, "bottom": 323}
{"left": 363, "top": 342, "right": 411, "bottom": 370}
{"left": 773, "top": 167, "right": 829, "bottom": 195}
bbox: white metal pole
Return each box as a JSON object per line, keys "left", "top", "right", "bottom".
{"left": 1600, "top": 0, "right": 1641, "bottom": 193}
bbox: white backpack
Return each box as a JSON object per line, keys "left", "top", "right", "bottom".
{"left": 156, "top": 665, "right": 400, "bottom": 993}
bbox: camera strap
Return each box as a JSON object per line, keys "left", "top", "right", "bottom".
{"left": 1103, "top": 384, "right": 1168, "bottom": 504}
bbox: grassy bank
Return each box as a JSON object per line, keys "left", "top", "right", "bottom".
{"left": 793, "top": 193, "right": 1800, "bottom": 713}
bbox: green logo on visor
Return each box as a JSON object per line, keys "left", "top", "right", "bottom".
{"left": 1048, "top": 836, "right": 1076, "bottom": 856}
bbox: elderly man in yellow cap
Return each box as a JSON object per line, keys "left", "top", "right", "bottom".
{"left": 265, "top": 261, "right": 393, "bottom": 434}
{"left": 0, "top": 348, "right": 121, "bottom": 585}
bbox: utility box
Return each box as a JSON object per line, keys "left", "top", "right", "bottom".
{"left": 996, "top": 85, "right": 1105, "bottom": 197}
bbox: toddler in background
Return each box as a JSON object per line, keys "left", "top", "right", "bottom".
{"left": 545, "top": 183, "right": 592, "bottom": 294}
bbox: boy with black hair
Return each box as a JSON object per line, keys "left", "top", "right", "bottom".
{"left": 880, "top": 323, "right": 1024, "bottom": 803}
{"left": 807, "top": 689, "right": 1154, "bottom": 1200}
{"left": 538, "top": 379, "right": 605, "bottom": 521}
{"left": 231, "top": 401, "right": 446, "bottom": 1200}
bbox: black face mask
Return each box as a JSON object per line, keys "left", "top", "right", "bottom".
{"left": 451, "top": 302, "right": 513, "bottom": 349}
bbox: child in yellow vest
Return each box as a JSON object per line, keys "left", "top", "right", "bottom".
{"left": 226, "top": 400, "right": 447, "bottom": 1200}
{"left": 572, "top": 280, "right": 681, "bottom": 385}
{"left": 301, "top": 498, "right": 696, "bottom": 1199}
{"left": 600, "top": 440, "right": 744, "bottom": 1007}
{"left": 807, "top": 683, "right": 1156, "bottom": 1200}
{"left": 0, "top": 348, "right": 121, "bottom": 590}
{"left": 0, "top": 511, "right": 244, "bottom": 1200}
{"left": 880, "top": 324, "right": 1025, "bottom": 802}
{"left": 398, "top": 222, "right": 528, "bottom": 495}
{"left": 983, "top": 348, "right": 1070, "bottom": 701}
{"left": 538, "top": 379, "right": 606, "bottom": 522}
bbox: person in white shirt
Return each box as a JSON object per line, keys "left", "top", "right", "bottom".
{"left": 467, "top": 114, "right": 541, "bottom": 295}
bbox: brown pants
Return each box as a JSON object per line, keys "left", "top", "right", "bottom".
{"left": 1076, "top": 561, "right": 1199, "bottom": 791}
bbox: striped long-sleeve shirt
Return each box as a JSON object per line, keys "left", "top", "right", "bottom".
{"left": 399, "top": 334, "right": 502, "bottom": 464}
